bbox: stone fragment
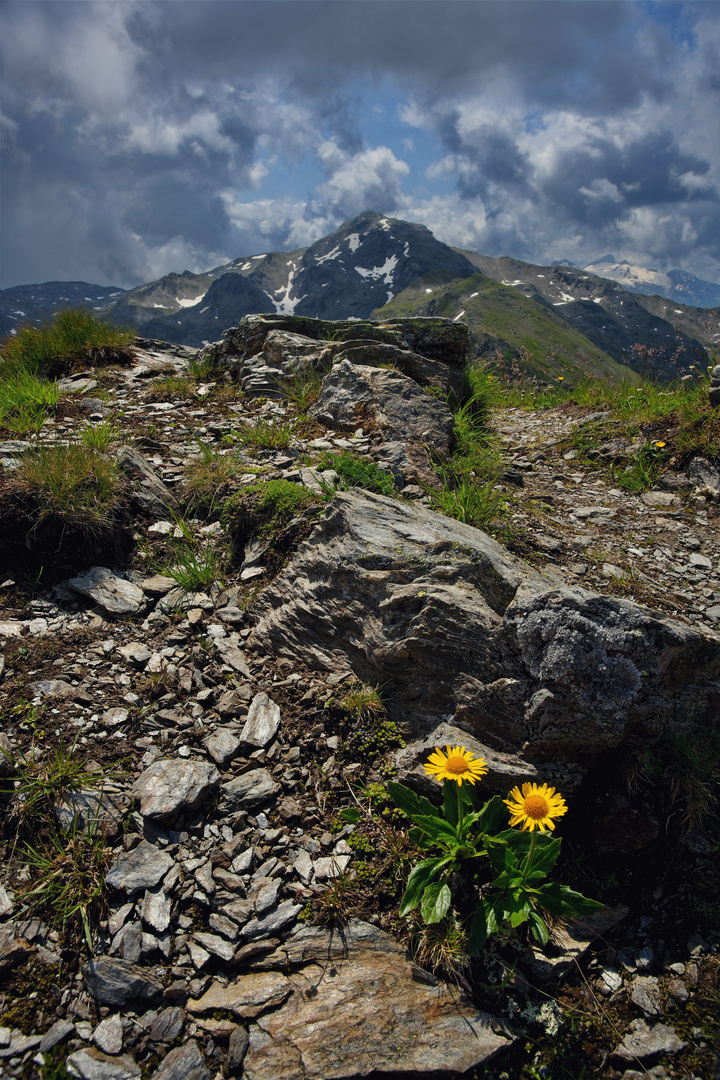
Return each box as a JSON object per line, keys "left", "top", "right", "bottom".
{"left": 0, "top": 1031, "right": 42, "bottom": 1059}
{"left": 141, "top": 574, "right": 177, "bottom": 595}
{"left": 132, "top": 759, "right": 220, "bottom": 819}
{"left": 0, "top": 922, "right": 34, "bottom": 974}
{"left": 228, "top": 1026, "right": 250, "bottom": 1070}
{"left": 151, "top": 1040, "right": 210, "bottom": 1080}
{"left": 240, "top": 692, "right": 281, "bottom": 748}
{"left": 612, "top": 1019, "right": 686, "bottom": 1062}
{"left": 39, "top": 1018, "right": 75, "bottom": 1053}
{"left": 688, "top": 552, "right": 712, "bottom": 570}
{"left": 116, "top": 446, "right": 179, "bottom": 517}
{"left": 688, "top": 455, "right": 720, "bottom": 495}
{"left": 54, "top": 788, "right": 130, "bottom": 838}
{"left": 82, "top": 957, "right": 164, "bottom": 1006}
{"left": 240, "top": 900, "right": 302, "bottom": 942}
{"left": 313, "top": 855, "right": 351, "bottom": 881}
{"left": 192, "top": 932, "right": 235, "bottom": 962}
{"left": 27, "top": 678, "right": 75, "bottom": 700}
{"left": 148, "top": 1007, "right": 185, "bottom": 1043}
{"left": 0, "top": 883, "right": 14, "bottom": 917}
{"left": 106, "top": 841, "right": 174, "bottom": 894}
{"left": 117, "top": 643, "right": 152, "bottom": 668}
{"left": 221, "top": 769, "right": 280, "bottom": 811}
{"left": 66, "top": 1048, "right": 140, "bottom": 1080}
{"left": 631, "top": 976, "right": 662, "bottom": 1015}
{"left": 93, "top": 1015, "right": 124, "bottom": 1055}
{"left": 187, "top": 971, "right": 292, "bottom": 1018}
{"left": 203, "top": 728, "right": 242, "bottom": 766}
{"left": 69, "top": 567, "right": 144, "bottom": 616}
{"left": 140, "top": 889, "right": 172, "bottom": 933}
{"left": 242, "top": 921, "right": 510, "bottom": 1080}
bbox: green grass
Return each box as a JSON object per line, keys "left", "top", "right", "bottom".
{"left": 146, "top": 373, "right": 195, "bottom": 400}
{"left": 182, "top": 441, "right": 253, "bottom": 516}
{"left": 0, "top": 308, "right": 134, "bottom": 380}
{"left": 0, "top": 367, "right": 60, "bottom": 433}
{"left": 236, "top": 413, "right": 296, "bottom": 449}
{"left": 316, "top": 451, "right": 396, "bottom": 496}
{"left": 163, "top": 540, "right": 220, "bottom": 592}
{"left": 79, "top": 417, "right": 120, "bottom": 451}
{"left": 280, "top": 365, "right": 325, "bottom": 413}
{"left": 11, "top": 443, "right": 124, "bottom": 537}
{"left": 375, "top": 273, "right": 630, "bottom": 385}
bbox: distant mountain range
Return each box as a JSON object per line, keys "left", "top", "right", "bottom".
{"left": 573, "top": 255, "right": 720, "bottom": 309}
{"left": 2, "top": 211, "right": 718, "bottom": 384}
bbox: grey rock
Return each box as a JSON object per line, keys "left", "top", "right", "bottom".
{"left": 54, "top": 787, "right": 130, "bottom": 838}
{"left": 148, "top": 1007, "right": 185, "bottom": 1043}
{"left": 117, "top": 643, "right": 152, "bottom": 668}
{"left": 152, "top": 1041, "right": 210, "bottom": 1080}
{"left": 204, "top": 728, "right": 242, "bottom": 766}
{"left": 112, "top": 921, "right": 142, "bottom": 963}
{"left": 116, "top": 445, "right": 179, "bottom": 516}
{"left": 0, "top": 922, "right": 35, "bottom": 974}
{"left": 313, "top": 855, "right": 351, "bottom": 882}
{"left": 240, "top": 692, "right": 281, "bottom": 748}
{"left": 106, "top": 841, "right": 174, "bottom": 894}
{"left": 69, "top": 567, "right": 144, "bottom": 616}
{"left": 141, "top": 574, "right": 177, "bottom": 595}
{"left": 132, "top": 759, "right": 220, "bottom": 819}
{"left": 256, "top": 919, "right": 405, "bottom": 970}
{"left": 221, "top": 769, "right": 281, "bottom": 811}
{"left": 192, "top": 932, "right": 235, "bottom": 962}
{"left": 240, "top": 900, "right": 302, "bottom": 941}
{"left": 612, "top": 1019, "right": 686, "bottom": 1062}
{"left": 213, "top": 638, "right": 251, "bottom": 675}
{"left": 242, "top": 921, "right": 510, "bottom": 1080}
{"left": 0, "top": 883, "right": 14, "bottom": 917}
{"left": 27, "top": 678, "right": 75, "bottom": 700}
{"left": 39, "top": 1018, "right": 75, "bottom": 1053}
{"left": 0, "top": 1031, "right": 42, "bottom": 1059}
{"left": 251, "top": 490, "right": 720, "bottom": 787}
{"left": 93, "top": 1015, "right": 124, "bottom": 1055}
{"left": 140, "top": 888, "right": 172, "bottom": 933}
{"left": 631, "top": 975, "right": 662, "bottom": 1015}
{"left": 688, "top": 455, "right": 720, "bottom": 495}
{"left": 66, "top": 1048, "right": 140, "bottom": 1080}
{"left": 228, "top": 1026, "right": 250, "bottom": 1070}
{"left": 82, "top": 957, "right": 164, "bottom": 1006}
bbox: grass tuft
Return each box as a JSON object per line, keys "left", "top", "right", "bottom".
{"left": 1, "top": 308, "right": 134, "bottom": 380}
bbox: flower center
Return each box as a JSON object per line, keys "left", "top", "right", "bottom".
{"left": 446, "top": 756, "right": 470, "bottom": 775}
{"left": 523, "top": 794, "right": 549, "bottom": 819}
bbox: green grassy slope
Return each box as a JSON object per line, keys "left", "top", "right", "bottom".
{"left": 374, "top": 272, "right": 634, "bottom": 385}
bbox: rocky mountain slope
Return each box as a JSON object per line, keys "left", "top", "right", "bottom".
{"left": 1, "top": 314, "right": 719, "bottom": 1080}
{"left": 581, "top": 256, "right": 720, "bottom": 310}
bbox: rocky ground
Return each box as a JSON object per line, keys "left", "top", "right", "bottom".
{"left": 0, "top": 317, "right": 718, "bottom": 1080}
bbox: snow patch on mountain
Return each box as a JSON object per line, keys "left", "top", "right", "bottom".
{"left": 355, "top": 254, "right": 398, "bottom": 285}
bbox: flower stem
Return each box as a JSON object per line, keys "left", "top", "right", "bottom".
{"left": 456, "top": 781, "right": 465, "bottom": 841}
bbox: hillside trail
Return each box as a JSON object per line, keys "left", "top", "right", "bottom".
{"left": 490, "top": 403, "right": 720, "bottom": 637}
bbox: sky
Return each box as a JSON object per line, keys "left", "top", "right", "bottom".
{"left": 2, "top": 0, "right": 720, "bottom": 291}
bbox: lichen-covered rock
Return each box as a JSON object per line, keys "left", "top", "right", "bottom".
{"left": 250, "top": 491, "right": 720, "bottom": 788}
{"left": 131, "top": 759, "right": 220, "bottom": 820}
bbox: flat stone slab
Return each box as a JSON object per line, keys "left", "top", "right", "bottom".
{"left": 66, "top": 1048, "right": 140, "bottom": 1080}
{"left": 243, "top": 921, "right": 511, "bottom": 1080}
{"left": 221, "top": 768, "right": 280, "bottom": 811}
{"left": 240, "top": 692, "right": 281, "bottom": 748}
{"left": 612, "top": 1019, "right": 686, "bottom": 1062}
{"left": 152, "top": 1040, "right": 210, "bottom": 1080}
{"left": 132, "top": 759, "right": 220, "bottom": 819}
{"left": 188, "top": 971, "right": 292, "bottom": 1018}
{"left": 106, "top": 841, "right": 174, "bottom": 894}
{"left": 82, "top": 957, "right": 164, "bottom": 1006}
{"left": 69, "top": 567, "right": 144, "bottom": 616}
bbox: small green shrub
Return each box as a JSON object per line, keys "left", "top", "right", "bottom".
{"left": 146, "top": 374, "right": 195, "bottom": 400}
{"left": 317, "top": 451, "right": 396, "bottom": 496}
{"left": 10, "top": 443, "right": 124, "bottom": 537}
{"left": 187, "top": 353, "right": 217, "bottom": 380}
{"left": 0, "top": 308, "right": 134, "bottom": 379}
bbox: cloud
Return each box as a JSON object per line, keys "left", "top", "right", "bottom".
{"left": 2, "top": 0, "right": 720, "bottom": 288}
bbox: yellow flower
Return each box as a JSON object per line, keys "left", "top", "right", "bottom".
{"left": 504, "top": 783, "right": 568, "bottom": 833}
{"left": 655, "top": 441, "right": 666, "bottom": 448}
{"left": 557, "top": 376, "right": 564, "bottom": 381}
{"left": 424, "top": 745, "right": 488, "bottom": 786}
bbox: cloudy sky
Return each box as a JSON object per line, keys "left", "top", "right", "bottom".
{"left": 2, "top": 0, "right": 720, "bottom": 290}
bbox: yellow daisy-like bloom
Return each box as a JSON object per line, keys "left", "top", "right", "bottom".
{"left": 655, "top": 441, "right": 666, "bottom": 448}
{"left": 424, "top": 745, "right": 488, "bottom": 786}
{"left": 504, "top": 783, "right": 568, "bottom": 833}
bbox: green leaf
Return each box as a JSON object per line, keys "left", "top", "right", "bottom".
{"left": 534, "top": 882, "right": 604, "bottom": 918}
{"left": 339, "top": 807, "right": 361, "bottom": 824}
{"left": 483, "top": 835, "right": 517, "bottom": 874}
{"left": 399, "top": 856, "right": 454, "bottom": 915}
{"left": 387, "top": 781, "right": 439, "bottom": 823}
{"left": 468, "top": 897, "right": 501, "bottom": 954}
{"left": 528, "top": 908, "right": 550, "bottom": 945}
{"left": 421, "top": 881, "right": 452, "bottom": 924}
{"left": 408, "top": 826, "right": 431, "bottom": 847}
{"left": 525, "top": 836, "right": 562, "bottom": 877}
{"left": 468, "top": 794, "right": 508, "bottom": 835}
{"left": 412, "top": 814, "right": 460, "bottom": 844}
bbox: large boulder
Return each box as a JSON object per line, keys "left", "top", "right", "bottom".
{"left": 249, "top": 492, "right": 720, "bottom": 790}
